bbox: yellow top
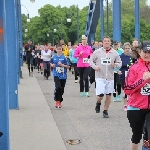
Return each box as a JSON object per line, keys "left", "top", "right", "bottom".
{"left": 62, "top": 45, "right": 69, "bottom": 57}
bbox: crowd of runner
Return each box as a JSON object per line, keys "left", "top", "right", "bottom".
{"left": 24, "top": 36, "right": 150, "bottom": 150}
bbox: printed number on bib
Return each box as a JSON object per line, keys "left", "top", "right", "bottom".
{"left": 141, "top": 83, "right": 150, "bottom": 95}
{"left": 83, "top": 58, "right": 90, "bottom": 63}
{"left": 56, "top": 67, "right": 64, "bottom": 73}
{"left": 101, "top": 58, "right": 111, "bottom": 65}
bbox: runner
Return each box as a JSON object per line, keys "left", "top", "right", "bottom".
{"left": 89, "top": 41, "right": 99, "bottom": 88}
{"left": 24, "top": 39, "right": 35, "bottom": 76}
{"left": 90, "top": 36, "right": 122, "bottom": 118}
{"left": 118, "top": 42, "right": 133, "bottom": 111}
{"left": 50, "top": 43, "right": 70, "bottom": 108}
{"left": 69, "top": 43, "right": 78, "bottom": 83}
{"left": 124, "top": 41, "right": 150, "bottom": 150}
{"left": 74, "top": 35, "right": 93, "bottom": 97}
{"left": 113, "top": 41, "right": 123, "bottom": 101}
{"left": 41, "top": 44, "right": 51, "bottom": 80}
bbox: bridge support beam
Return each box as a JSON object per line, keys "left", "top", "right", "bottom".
{"left": 100, "top": 0, "right": 104, "bottom": 40}
{"left": 5, "top": 0, "right": 19, "bottom": 109}
{"left": 0, "top": 1, "right": 10, "bottom": 149}
{"left": 112, "top": 0, "right": 121, "bottom": 42}
{"left": 134, "top": 0, "right": 140, "bottom": 41}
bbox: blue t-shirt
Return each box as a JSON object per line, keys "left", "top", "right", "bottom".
{"left": 51, "top": 54, "right": 69, "bottom": 79}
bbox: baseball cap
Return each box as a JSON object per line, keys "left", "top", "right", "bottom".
{"left": 113, "top": 41, "right": 118, "bottom": 45}
{"left": 141, "top": 41, "right": 150, "bottom": 51}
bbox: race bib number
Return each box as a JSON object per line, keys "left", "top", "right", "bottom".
{"left": 101, "top": 58, "right": 111, "bottom": 65}
{"left": 125, "top": 71, "right": 128, "bottom": 77}
{"left": 83, "top": 58, "right": 90, "bottom": 63}
{"left": 56, "top": 67, "right": 64, "bottom": 73}
{"left": 141, "top": 83, "right": 150, "bottom": 95}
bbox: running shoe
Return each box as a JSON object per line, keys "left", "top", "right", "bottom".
{"left": 95, "top": 102, "right": 101, "bottom": 113}
{"left": 103, "top": 110, "right": 109, "bottom": 118}
{"left": 59, "top": 102, "right": 62, "bottom": 108}
{"left": 117, "top": 95, "right": 122, "bottom": 101}
{"left": 75, "top": 80, "right": 78, "bottom": 83}
{"left": 113, "top": 96, "right": 117, "bottom": 102}
{"left": 142, "top": 148, "right": 150, "bottom": 150}
{"left": 142, "top": 140, "right": 150, "bottom": 150}
{"left": 55, "top": 101, "right": 60, "bottom": 108}
{"left": 80, "top": 92, "right": 84, "bottom": 97}
{"left": 124, "top": 105, "right": 127, "bottom": 111}
{"left": 85, "top": 92, "right": 89, "bottom": 97}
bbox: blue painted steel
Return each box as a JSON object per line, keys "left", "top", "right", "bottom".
{"left": 5, "top": 0, "right": 19, "bottom": 109}
{"left": 15, "top": 0, "right": 20, "bottom": 84}
{"left": 90, "top": 32, "right": 95, "bottom": 42}
{"left": 100, "top": 0, "right": 104, "bottom": 39}
{"left": 112, "top": 0, "right": 121, "bottom": 42}
{"left": 134, "top": 0, "right": 140, "bottom": 41}
{"left": 18, "top": 0, "right": 23, "bottom": 67}
{"left": 0, "top": 1, "right": 10, "bottom": 149}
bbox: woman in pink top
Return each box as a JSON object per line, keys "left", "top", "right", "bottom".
{"left": 124, "top": 41, "right": 150, "bottom": 150}
{"left": 74, "top": 35, "right": 93, "bottom": 97}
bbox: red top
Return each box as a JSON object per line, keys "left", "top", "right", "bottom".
{"left": 124, "top": 58, "right": 150, "bottom": 109}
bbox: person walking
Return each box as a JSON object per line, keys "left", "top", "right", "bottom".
{"left": 124, "top": 41, "right": 150, "bottom": 150}
{"left": 74, "top": 35, "right": 93, "bottom": 97}
{"left": 50, "top": 43, "right": 70, "bottom": 108}
{"left": 90, "top": 36, "right": 122, "bottom": 118}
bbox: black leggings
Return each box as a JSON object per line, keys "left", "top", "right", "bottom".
{"left": 43, "top": 62, "right": 50, "bottom": 78}
{"left": 77, "top": 67, "right": 90, "bottom": 92}
{"left": 127, "top": 109, "right": 150, "bottom": 144}
{"left": 113, "top": 73, "right": 121, "bottom": 97}
{"left": 54, "top": 76, "right": 66, "bottom": 102}
{"left": 120, "top": 78, "right": 127, "bottom": 98}
{"left": 72, "top": 63, "right": 78, "bottom": 80}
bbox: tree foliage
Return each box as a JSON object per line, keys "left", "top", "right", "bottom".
{"left": 22, "top": 0, "right": 150, "bottom": 45}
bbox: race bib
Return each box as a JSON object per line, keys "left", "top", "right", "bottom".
{"left": 56, "top": 67, "right": 64, "bottom": 73}
{"left": 125, "top": 71, "right": 128, "bottom": 77}
{"left": 83, "top": 58, "right": 90, "bottom": 63}
{"left": 141, "top": 83, "right": 150, "bottom": 95}
{"left": 101, "top": 58, "right": 111, "bottom": 65}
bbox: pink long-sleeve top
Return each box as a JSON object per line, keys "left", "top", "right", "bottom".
{"left": 74, "top": 45, "right": 93, "bottom": 67}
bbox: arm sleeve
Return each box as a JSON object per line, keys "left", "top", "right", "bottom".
{"left": 90, "top": 52, "right": 97, "bottom": 69}
{"left": 124, "top": 67, "right": 150, "bottom": 95}
{"left": 115, "top": 54, "right": 122, "bottom": 68}
{"left": 74, "top": 47, "right": 80, "bottom": 58}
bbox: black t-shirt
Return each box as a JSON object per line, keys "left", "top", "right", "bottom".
{"left": 24, "top": 44, "right": 35, "bottom": 58}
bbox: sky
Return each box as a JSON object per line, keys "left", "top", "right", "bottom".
{"left": 21, "top": 0, "right": 150, "bottom": 18}
{"left": 21, "top": 0, "right": 90, "bottom": 18}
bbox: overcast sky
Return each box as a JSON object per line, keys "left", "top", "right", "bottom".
{"left": 21, "top": 0, "right": 150, "bottom": 18}
{"left": 21, "top": 0, "right": 90, "bottom": 18}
